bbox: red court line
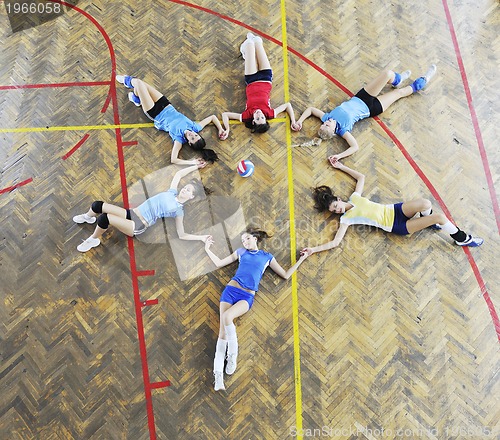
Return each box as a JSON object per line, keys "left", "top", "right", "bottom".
{"left": 137, "top": 270, "right": 156, "bottom": 277}
{"left": 0, "top": 81, "right": 110, "bottom": 91}
{"left": 0, "top": 178, "right": 33, "bottom": 195}
{"left": 142, "top": 299, "right": 159, "bottom": 307}
{"left": 151, "top": 380, "right": 171, "bottom": 389}
{"left": 442, "top": 0, "right": 500, "bottom": 235}
{"left": 123, "top": 141, "right": 138, "bottom": 147}
{"left": 57, "top": 1, "right": 159, "bottom": 438}
{"left": 168, "top": 3, "right": 499, "bottom": 343}
{"left": 62, "top": 133, "right": 90, "bottom": 160}
{"left": 101, "top": 88, "right": 112, "bottom": 113}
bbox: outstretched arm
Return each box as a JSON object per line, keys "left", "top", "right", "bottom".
{"left": 171, "top": 140, "right": 201, "bottom": 166}
{"left": 204, "top": 237, "right": 238, "bottom": 268}
{"left": 328, "top": 158, "right": 365, "bottom": 195}
{"left": 329, "top": 132, "right": 359, "bottom": 160}
{"left": 169, "top": 164, "right": 203, "bottom": 190}
{"left": 198, "top": 114, "right": 228, "bottom": 140}
{"left": 221, "top": 112, "right": 242, "bottom": 138}
{"left": 268, "top": 253, "right": 309, "bottom": 280}
{"left": 175, "top": 216, "right": 211, "bottom": 242}
{"left": 293, "top": 107, "right": 325, "bottom": 130}
{"left": 302, "top": 223, "right": 349, "bottom": 256}
{"left": 273, "top": 102, "right": 297, "bottom": 129}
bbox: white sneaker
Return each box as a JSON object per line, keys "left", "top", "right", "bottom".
{"left": 247, "top": 32, "right": 262, "bottom": 44}
{"left": 424, "top": 64, "right": 437, "bottom": 83}
{"left": 77, "top": 237, "right": 100, "bottom": 252}
{"left": 394, "top": 69, "right": 411, "bottom": 87}
{"left": 225, "top": 353, "right": 237, "bottom": 375}
{"left": 213, "top": 371, "right": 225, "bottom": 391}
{"left": 116, "top": 74, "right": 126, "bottom": 84}
{"left": 73, "top": 213, "right": 96, "bottom": 224}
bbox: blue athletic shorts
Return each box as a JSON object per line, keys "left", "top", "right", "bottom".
{"left": 220, "top": 285, "right": 255, "bottom": 309}
{"left": 391, "top": 202, "right": 410, "bottom": 235}
{"left": 244, "top": 68, "right": 273, "bottom": 85}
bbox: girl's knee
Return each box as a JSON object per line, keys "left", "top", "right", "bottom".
{"left": 435, "top": 213, "right": 448, "bottom": 224}
{"left": 420, "top": 198, "right": 432, "bottom": 210}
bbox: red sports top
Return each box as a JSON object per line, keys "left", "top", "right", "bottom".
{"left": 241, "top": 81, "right": 275, "bottom": 121}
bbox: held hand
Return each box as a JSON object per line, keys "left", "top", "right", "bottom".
{"left": 200, "top": 234, "right": 212, "bottom": 243}
{"left": 328, "top": 155, "right": 342, "bottom": 168}
{"left": 196, "top": 158, "right": 208, "bottom": 168}
{"left": 291, "top": 121, "right": 302, "bottom": 131}
{"left": 300, "top": 247, "right": 314, "bottom": 257}
{"left": 219, "top": 129, "right": 229, "bottom": 140}
{"left": 204, "top": 236, "right": 214, "bottom": 249}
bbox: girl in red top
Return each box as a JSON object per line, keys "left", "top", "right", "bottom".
{"left": 221, "top": 33, "right": 298, "bottom": 136}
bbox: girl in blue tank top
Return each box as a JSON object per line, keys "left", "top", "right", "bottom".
{"left": 204, "top": 228, "right": 309, "bottom": 391}
{"left": 73, "top": 164, "right": 211, "bottom": 253}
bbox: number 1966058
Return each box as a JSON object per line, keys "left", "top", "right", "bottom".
{"left": 6, "top": 2, "right": 62, "bottom": 14}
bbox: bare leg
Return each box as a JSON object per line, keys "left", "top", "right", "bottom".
{"left": 254, "top": 39, "right": 271, "bottom": 71}
{"left": 402, "top": 199, "right": 448, "bottom": 234}
{"left": 130, "top": 78, "right": 163, "bottom": 112}
{"left": 90, "top": 214, "right": 134, "bottom": 239}
{"left": 377, "top": 86, "right": 413, "bottom": 112}
{"left": 244, "top": 41, "right": 258, "bottom": 75}
{"left": 218, "top": 302, "right": 232, "bottom": 338}
{"left": 221, "top": 300, "right": 250, "bottom": 327}
{"left": 364, "top": 70, "right": 396, "bottom": 97}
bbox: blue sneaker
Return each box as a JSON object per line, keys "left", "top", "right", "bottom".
{"left": 430, "top": 223, "right": 442, "bottom": 230}
{"left": 455, "top": 235, "right": 484, "bottom": 247}
{"left": 411, "top": 64, "right": 437, "bottom": 92}
{"left": 116, "top": 74, "right": 134, "bottom": 89}
{"left": 128, "top": 92, "right": 141, "bottom": 106}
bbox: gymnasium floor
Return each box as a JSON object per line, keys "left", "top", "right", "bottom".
{"left": 1, "top": 0, "right": 499, "bottom": 439}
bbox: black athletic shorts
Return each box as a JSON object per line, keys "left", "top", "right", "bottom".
{"left": 146, "top": 96, "right": 171, "bottom": 120}
{"left": 355, "top": 88, "right": 383, "bottom": 117}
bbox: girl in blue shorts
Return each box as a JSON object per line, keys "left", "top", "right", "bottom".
{"left": 301, "top": 158, "right": 483, "bottom": 258}
{"left": 73, "top": 164, "right": 211, "bottom": 252}
{"left": 204, "top": 228, "right": 309, "bottom": 391}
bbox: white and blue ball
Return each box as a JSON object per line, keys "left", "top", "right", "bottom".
{"left": 237, "top": 160, "right": 255, "bottom": 178}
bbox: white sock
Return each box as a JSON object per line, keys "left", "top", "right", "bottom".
{"left": 213, "top": 338, "right": 227, "bottom": 372}
{"left": 224, "top": 323, "right": 238, "bottom": 355}
{"left": 420, "top": 207, "right": 432, "bottom": 216}
{"left": 440, "top": 221, "right": 458, "bottom": 234}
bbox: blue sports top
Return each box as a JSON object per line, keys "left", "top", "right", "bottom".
{"left": 153, "top": 104, "right": 202, "bottom": 144}
{"left": 137, "top": 189, "right": 184, "bottom": 226}
{"left": 231, "top": 248, "right": 274, "bottom": 291}
{"left": 321, "top": 97, "right": 370, "bottom": 136}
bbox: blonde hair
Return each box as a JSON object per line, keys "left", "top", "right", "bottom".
{"left": 318, "top": 125, "right": 335, "bottom": 140}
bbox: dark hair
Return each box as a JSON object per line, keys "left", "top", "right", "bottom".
{"left": 200, "top": 149, "right": 218, "bottom": 163}
{"left": 188, "top": 136, "right": 219, "bottom": 163}
{"left": 189, "top": 136, "right": 206, "bottom": 150}
{"left": 246, "top": 227, "right": 271, "bottom": 243}
{"left": 312, "top": 185, "right": 336, "bottom": 212}
{"left": 251, "top": 121, "right": 270, "bottom": 133}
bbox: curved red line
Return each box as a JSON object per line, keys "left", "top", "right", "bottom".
{"left": 167, "top": 0, "right": 499, "bottom": 342}
{"left": 55, "top": 2, "right": 159, "bottom": 437}
{"left": 62, "top": 133, "right": 90, "bottom": 160}
{"left": 442, "top": 0, "right": 500, "bottom": 235}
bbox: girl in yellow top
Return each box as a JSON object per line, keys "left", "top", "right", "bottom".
{"left": 302, "top": 158, "right": 483, "bottom": 256}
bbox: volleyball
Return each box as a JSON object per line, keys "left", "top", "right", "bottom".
{"left": 237, "top": 160, "right": 255, "bottom": 178}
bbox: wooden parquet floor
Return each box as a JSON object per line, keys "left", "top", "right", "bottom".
{"left": 1, "top": 0, "right": 499, "bottom": 439}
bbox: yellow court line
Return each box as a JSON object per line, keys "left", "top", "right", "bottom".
{"left": 0, "top": 123, "right": 154, "bottom": 134}
{"left": 280, "top": 0, "right": 303, "bottom": 436}
{"left": 0, "top": 119, "right": 288, "bottom": 134}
